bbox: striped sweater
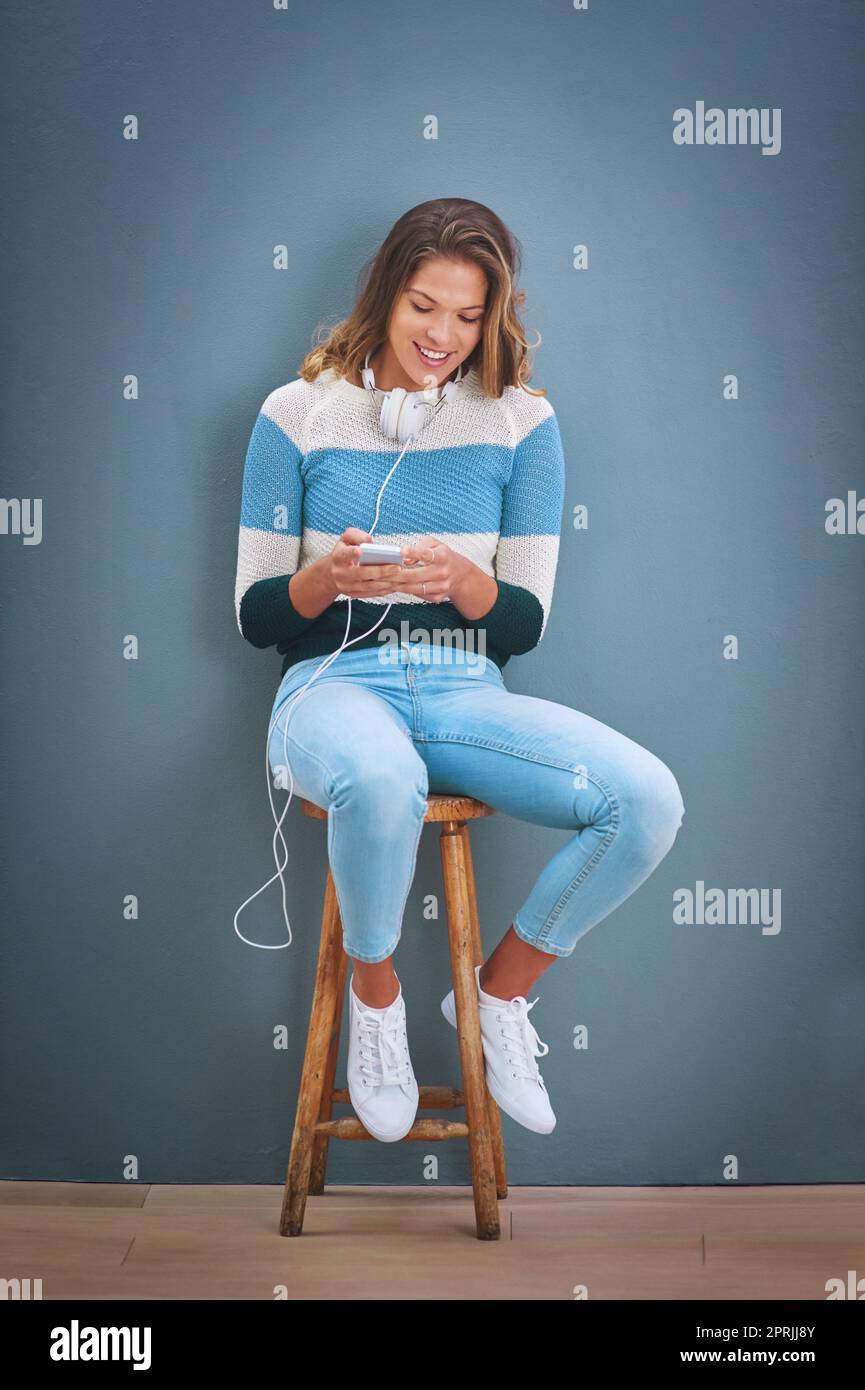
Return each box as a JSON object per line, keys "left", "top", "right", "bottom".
{"left": 233, "top": 364, "right": 567, "bottom": 677}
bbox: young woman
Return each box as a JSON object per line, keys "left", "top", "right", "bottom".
{"left": 234, "top": 198, "right": 685, "bottom": 1144}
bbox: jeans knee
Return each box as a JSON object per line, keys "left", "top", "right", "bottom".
{"left": 331, "top": 757, "right": 428, "bottom": 827}
{"left": 624, "top": 756, "right": 685, "bottom": 860}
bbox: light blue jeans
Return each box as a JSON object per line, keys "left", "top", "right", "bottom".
{"left": 267, "top": 640, "right": 685, "bottom": 964}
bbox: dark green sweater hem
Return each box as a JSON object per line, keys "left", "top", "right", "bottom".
{"left": 239, "top": 573, "right": 545, "bottom": 677}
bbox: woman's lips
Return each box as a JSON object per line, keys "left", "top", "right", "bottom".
{"left": 413, "top": 341, "right": 452, "bottom": 368}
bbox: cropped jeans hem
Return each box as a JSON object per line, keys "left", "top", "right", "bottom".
{"left": 511, "top": 914, "right": 575, "bottom": 959}
{"left": 341, "top": 934, "right": 403, "bottom": 965}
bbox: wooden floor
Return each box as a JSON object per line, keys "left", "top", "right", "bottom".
{"left": 1, "top": 1182, "right": 861, "bottom": 1300}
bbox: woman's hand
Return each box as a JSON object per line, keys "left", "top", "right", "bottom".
{"left": 400, "top": 535, "right": 500, "bottom": 619}
{"left": 326, "top": 527, "right": 407, "bottom": 600}
{"left": 399, "top": 536, "right": 469, "bottom": 604}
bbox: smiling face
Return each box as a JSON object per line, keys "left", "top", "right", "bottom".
{"left": 372, "top": 255, "right": 487, "bottom": 393}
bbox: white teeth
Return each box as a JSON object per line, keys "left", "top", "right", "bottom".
{"left": 415, "top": 344, "right": 449, "bottom": 361}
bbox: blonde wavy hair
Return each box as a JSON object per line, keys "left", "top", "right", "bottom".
{"left": 298, "top": 197, "right": 546, "bottom": 400}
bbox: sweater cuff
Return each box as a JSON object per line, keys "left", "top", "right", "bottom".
{"left": 458, "top": 579, "right": 544, "bottom": 657}
{"left": 238, "top": 574, "right": 320, "bottom": 649}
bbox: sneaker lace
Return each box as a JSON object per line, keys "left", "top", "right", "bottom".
{"left": 356, "top": 1004, "right": 413, "bottom": 1087}
{"left": 496, "top": 996, "right": 550, "bottom": 1083}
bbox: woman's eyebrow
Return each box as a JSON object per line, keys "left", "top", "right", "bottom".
{"left": 408, "top": 287, "right": 486, "bottom": 311}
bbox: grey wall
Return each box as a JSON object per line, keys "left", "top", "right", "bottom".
{"left": 2, "top": 0, "right": 863, "bottom": 1188}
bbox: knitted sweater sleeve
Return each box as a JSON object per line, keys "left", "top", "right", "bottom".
{"left": 461, "top": 397, "right": 566, "bottom": 656}
{"left": 233, "top": 382, "right": 320, "bottom": 648}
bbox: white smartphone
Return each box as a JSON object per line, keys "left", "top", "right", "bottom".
{"left": 357, "top": 542, "right": 406, "bottom": 566}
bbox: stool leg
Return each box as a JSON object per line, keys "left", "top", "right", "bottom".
{"left": 458, "top": 823, "right": 508, "bottom": 1201}
{"left": 279, "top": 868, "right": 344, "bottom": 1236}
{"left": 440, "top": 821, "right": 500, "bottom": 1241}
{"left": 309, "top": 914, "right": 348, "bottom": 1196}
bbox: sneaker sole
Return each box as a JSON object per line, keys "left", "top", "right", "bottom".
{"left": 350, "top": 1091, "right": 419, "bottom": 1143}
{"left": 357, "top": 1115, "right": 417, "bottom": 1143}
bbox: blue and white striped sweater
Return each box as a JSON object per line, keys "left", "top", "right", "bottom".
{"left": 234, "top": 363, "right": 566, "bottom": 675}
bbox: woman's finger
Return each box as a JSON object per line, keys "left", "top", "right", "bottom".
{"left": 402, "top": 542, "right": 442, "bottom": 565}
{"left": 399, "top": 567, "right": 449, "bottom": 590}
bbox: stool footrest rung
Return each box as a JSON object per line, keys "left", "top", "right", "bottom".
{"left": 330, "top": 1084, "right": 464, "bottom": 1109}
{"left": 316, "top": 1116, "right": 470, "bottom": 1141}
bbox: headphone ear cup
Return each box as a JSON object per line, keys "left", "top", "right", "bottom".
{"left": 380, "top": 388, "right": 430, "bottom": 444}
{"left": 379, "top": 386, "right": 407, "bottom": 441}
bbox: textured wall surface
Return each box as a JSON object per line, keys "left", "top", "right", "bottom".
{"left": 2, "top": 0, "right": 863, "bottom": 1187}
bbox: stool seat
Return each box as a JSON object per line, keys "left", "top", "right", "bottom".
{"left": 301, "top": 793, "right": 495, "bottom": 824}
{"left": 282, "top": 793, "right": 507, "bottom": 1240}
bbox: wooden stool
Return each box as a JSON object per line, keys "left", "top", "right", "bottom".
{"left": 279, "top": 793, "right": 508, "bottom": 1241}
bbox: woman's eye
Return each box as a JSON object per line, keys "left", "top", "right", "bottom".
{"left": 412, "top": 304, "right": 482, "bottom": 326}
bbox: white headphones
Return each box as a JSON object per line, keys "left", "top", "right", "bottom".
{"left": 233, "top": 351, "right": 469, "bottom": 949}
{"left": 361, "top": 348, "right": 466, "bottom": 443}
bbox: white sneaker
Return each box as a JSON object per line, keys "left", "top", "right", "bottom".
{"left": 347, "top": 975, "right": 418, "bottom": 1142}
{"left": 441, "top": 964, "right": 556, "bottom": 1134}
